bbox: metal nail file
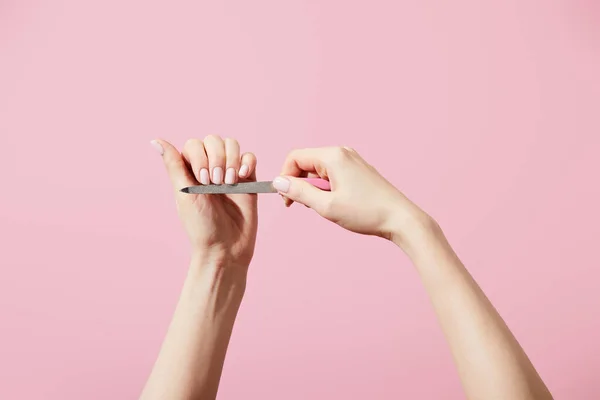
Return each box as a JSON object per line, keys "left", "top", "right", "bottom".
{"left": 180, "top": 178, "right": 331, "bottom": 194}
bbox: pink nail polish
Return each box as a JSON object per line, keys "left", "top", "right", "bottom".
{"left": 200, "top": 168, "right": 210, "bottom": 185}
{"left": 212, "top": 167, "right": 223, "bottom": 184}
{"left": 150, "top": 140, "right": 164, "bottom": 155}
{"left": 272, "top": 176, "right": 290, "bottom": 193}
{"left": 239, "top": 164, "right": 249, "bottom": 178}
{"left": 225, "top": 168, "right": 236, "bottom": 184}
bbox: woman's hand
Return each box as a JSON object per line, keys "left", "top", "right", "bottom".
{"left": 272, "top": 146, "right": 436, "bottom": 248}
{"left": 151, "top": 136, "right": 258, "bottom": 269}
{"left": 142, "top": 137, "right": 258, "bottom": 400}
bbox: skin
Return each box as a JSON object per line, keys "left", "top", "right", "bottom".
{"left": 141, "top": 138, "right": 553, "bottom": 400}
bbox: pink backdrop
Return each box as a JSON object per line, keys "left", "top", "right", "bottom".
{"left": 1, "top": 1, "right": 599, "bottom": 399}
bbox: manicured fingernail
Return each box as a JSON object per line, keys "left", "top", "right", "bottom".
{"left": 272, "top": 176, "right": 290, "bottom": 193}
{"left": 239, "top": 164, "right": 249, "bottom": 178}
{"left": 225, "top": 168, "right": 236, "bottom": 184}
{"left": 200, "top": 168, "right": 210, "bottom": 185}
{"left": 212, "top": 167, "right": 223, "bottom": 184}
{"left": 150, "top": 140, "right": 164, "bottom": 155}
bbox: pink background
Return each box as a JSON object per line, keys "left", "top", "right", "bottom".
{"left": 1, "top": 1, "right": 599, "bottom": 399}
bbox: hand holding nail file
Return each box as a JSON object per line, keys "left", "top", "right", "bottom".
{"left": 180, "top": 177, "right": 331, "bottom": 194}
{"left": 147, "top": 137, "right": 554, "bottom": 400}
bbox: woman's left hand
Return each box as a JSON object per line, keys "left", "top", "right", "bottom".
{"left": 151, "top": 136, "right": 258, "bottom": 270}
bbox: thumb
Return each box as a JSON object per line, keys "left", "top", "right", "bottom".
{"left": 272, "top": 176, "right": 331, "bottom": 214}
{"left": 150, "top": 139, "right": 196, "bottom": 191}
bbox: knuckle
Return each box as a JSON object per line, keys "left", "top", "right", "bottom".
{"left": 331, "top": 146, "right": 350, "bottom": 162}
{"left": 183, "top": 138, "right": 202, "bottom": 151}
{"left": 204, "top": 137, "right": 225, "bottom": 157}
{"left": 284, "top": 150, "right": 297, "bottom": 162}
{"left": 204, "top": 134, "right": 222, "bottom": 143}
{"left": 224, "top": 137, "right": 238, "bottom": 146}
{"left": 166, "top": 155, "right": 184, "bottom": 170}
{"left": 283, "top": 152, "right": 296, "bottom": 168}
{"left": 340, "top": 146, "right": 353, "bottom": 155}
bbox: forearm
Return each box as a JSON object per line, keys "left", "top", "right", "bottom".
{"left": 395, "top": 217, "right": 552, "bottom": 400}
{"left": 140, "top": 255, "right": 247, "bottom": 400}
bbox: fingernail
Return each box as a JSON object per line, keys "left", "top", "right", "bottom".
{"left": 200, "top": 168, "right": 210, "bottom": 185}
{"left": 239, "top": 164, "right": 249, "bottom": 178}
{"left": 225, "top": 168, "right": 236, "bottom": 184}
{"left": 212, "top": 167, "right": 223, "bottom": 184}
{"left": 272, "top": 176, "right": 290, "bottom": 193}
{"left": 150, "top": 140, "right": 164, "bottom": 155}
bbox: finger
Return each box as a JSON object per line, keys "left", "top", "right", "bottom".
{"left": 272, "top": 175, "right": 332, "bottom": 214}
{"left": 150, "top": 139, "right": 196, "bottom": 191}
{"left": 280, "top": 148, "right": 333, "bottom": 207}
{"left": 280, "top": 147, "right": 332, "bottom": 179}
{"left": 224, "top": 138, "right": 241, "bottom": 184}
{"left": 181, "top": 139, "right": 210, "bottom": 185}
{"left": 239, "top": 152, "right": 257, "bottom": 181}
{"left": 283, "top": 196, "right": 293, "bottom": 207}
{"left": 229, "top": 151, "right": 258, "bottom": 217}
{"left": 281, "top": 172, "right": 316, "bottom": 207}
{"left": 203, "top": 135, "right": 226, "bottom": 184}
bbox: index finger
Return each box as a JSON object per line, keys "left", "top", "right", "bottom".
{"left": 280, "top": 147, "right": 334, "bottom": 179}
{"left": 279, "top": 147, "right": 336, "bottom": 207}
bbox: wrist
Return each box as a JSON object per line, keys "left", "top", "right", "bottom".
{"left": 190, "top": 247, "right": 250, "bottom": 274}
{"left": 387, "top": 207, "right": 445, "bottom": 258}
{"left": 186, "top": 251, "right": 248, "bottom": 301}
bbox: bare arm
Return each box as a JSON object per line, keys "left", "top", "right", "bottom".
{"left": 142, "top": 136, "right": 258, "bottom": 400}
{"left": 394, "top": 219, "right": 553, "bottom": 400}
{"left": 140, "top": 257, "right": 246, "bottom": 400}
{"left": 275, "top": 146, "right": 553, "bottom": 400}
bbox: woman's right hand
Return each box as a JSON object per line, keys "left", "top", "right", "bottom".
{"left": 272, "top": 146, "right": 437, "bottom": 248}
{"left": 274, "top": 147, "right": 555, "bottom": 400}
